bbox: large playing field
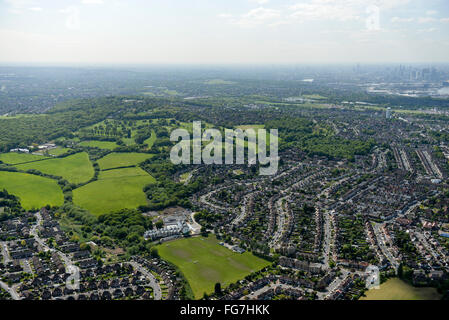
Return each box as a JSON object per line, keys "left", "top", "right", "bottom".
{"left": 15, "top": 152, "right": 94, "bottom": 184}
{"left": 0, "top": 152, "right": 48, "bottom": 165}
{"left": 361, "top": 278, "right": 442, "bottom": 300}
{"left": 0, "top": 171, "right": 64, "bottom": 210}
{"left": 73, "top": 167, "right": 156, "bottom": 215}
{"left": 156, "top": 236, "right": 271, "bottom": 299}
{"left": 97, "top": 152, "right": 154, "bottom": 170}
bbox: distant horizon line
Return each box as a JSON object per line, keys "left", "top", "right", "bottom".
{"left": 1, "top": 61, "right": 449, "bottom": 69}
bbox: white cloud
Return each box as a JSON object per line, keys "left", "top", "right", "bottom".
{"left": 226, "top": 0, "right": 413, "bottom": 29}
{"left": 391, "top": 17, "right": 415, "bottom": 23}
{"left": 289, "top": 2, "right": 360, "bottom": 22}
{"left": 81, "top": 0, "right": 104, "bottom": 4}
{"left": 418, "top": 28, "right": 437, "bottom": 33}
{"left": 244, "top": 7, "right": 280, "bottom": 20}
{"left": 268, "top": 20, "right": 292, "bottom": 28}
{"left": 233, "top": 7, "right": 281, "bottom": 27}
{"left": 440, "top": 18, "right": 449, "bottom": 23}
{"left": 418, "top": 17, "right": 436, "bottom": 23}
{"left": 4, "top": 0, "right": 38, "bottom": 14}
{"left": 28, "top": 7, "right": 42, "bottom": 12}
{"left": 249, "top": 0, "right": 269, "bottom": 4}
{"left": 374, "top": 0, "right": 411, "bottom": 9}
{"left": 287, "top": 0, "right": 412, "bottom": 23}
{"left": 60, "top": 6, "right": 81, "bottom": 30}
{"left": 218, "top": 13, "right": 233, "bottom": 19}
{"left": 5, "top": 0, "right": 34, "bottom": 6}
{"left": 426, "top": 10, "right": 437, "bottom": 15}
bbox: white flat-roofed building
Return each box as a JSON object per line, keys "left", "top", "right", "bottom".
{"left": 10, "top": 148, "right": 29, "bottom": 153}
{"left": 144, "top": 221, "right": 190, "bottom": 241}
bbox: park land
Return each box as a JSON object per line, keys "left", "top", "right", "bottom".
{"left": 156, "top": 235, "right": 270, "bottom": 299}
{"left": 361, "top": 278, "right": 442, "bottom": 300}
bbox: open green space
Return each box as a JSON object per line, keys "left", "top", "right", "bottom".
{"left": 236, "top": 124, "right": 265, "bottom": 130}
{"left": 122, "top": 138, "right": 136, "bottom": 146}
{"left": 79, "top": 140, "right": 119, "bottom": 150}
{"left": 73, "top": 167, "right": 156, "bottom": 215}
{"left": 0, "top": 152, "right": 49, "bottom": 165}
{"left": 156, "top": 235, "right": 270, "bottom": 299}
{"left": 46, "top": 147, "right": 72, "bottom": 156}
{"left": 361, "top": 278, "right": 442, "bottom": 300}
{"left": 143, "top": 130, "right": 157, "bottom": 149}
{"left": 179, "top": 172, "right": 191, "bottom": 184}
{"left": 163, "top": 89, "right": 179, "bottom": 96}
{"left": 204, "top": 79, "right": 235, "bottom": 85}
{"left": 302, "top": 94, "right": 327, "bottom": 100}
{"left": 0, "top": 171, "right": 64, "bottom": 210}
{"left": 77, "top": 119, "right": 154, "bottom": 145}
{"left": 15, "top": 152, "right": 94, "bottom": 184}
{"left": 97, "top": 152, "right": 154, "bottom": 170}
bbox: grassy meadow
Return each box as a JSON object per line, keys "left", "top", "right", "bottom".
{"left": 144, "top": 130, "right": 157, "bottom": 149}
{"left": 73, "top": 167, "right": 156, "bottom": 215}
{"left": 0, "top": 171, "right": 64, "bottom": 210}
{"left": 46, "top": 148, "right": 72, "bottom": 156}
{"left": 97, "top": 152, "right": 154, "bottom": 170}
{"left": 79, "top": 140, "right": 119, "bottom": 150}
{"left": 0, "top": 152, "right": 49, "bottom": 165}
{"left": 15, "top": 152, "right": 94, "bottom": 184}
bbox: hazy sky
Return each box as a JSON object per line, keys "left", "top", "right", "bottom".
{"left": 1, "top": 0, "right": 449, "bottom": 64}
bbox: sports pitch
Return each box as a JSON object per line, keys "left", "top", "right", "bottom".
{"left": 361, "top": 278, "right": 442, "bottom": 300}
{"left": 156, "top": 236, "right": 270, "bottom": 299}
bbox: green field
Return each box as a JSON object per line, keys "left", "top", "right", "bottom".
{"left": 0, "top": 171, "right": 64, "bottom": 210}
{"left": 47, "top": 148, "right": 72, "bottom": 156}
{"left": 79, "top": 140, "right": 119, "bottom": 150}
{"left": 235, "top": 124, "right": 265, "bottom": 130}
{"left": 302, "top": 94, "right": 327, "bottom": 100}
{"left": 361, "top": 278, "right": 442, "bottom": 300}
{"left": 179, "top": 172, "right": 191, "bottom": 184}
{"left": 97, "top": 152, "right": 154, "bottom": 170}
{"left": 15, "top": 152, "right": 94, "bottom": 184}
{"left": 204, "top": 79, "right": 235, "bottom": 85}
{"left": 122, "top": 138, "right": 136, "bottom": 146}
{"left": 73, "top": 167, "right": 156, "bottom": 215}
{"left": 144, "top": 130, "right": 157, "bottom": 149}
{"left": 0, "top": 152, "right": 48, "bottom": 165}
{"left": 157, "top": 236, "right": 270, "bottom": 299}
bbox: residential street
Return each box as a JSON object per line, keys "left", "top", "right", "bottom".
{"left": 128, "top": 261, "right": 162, "bottom": 300}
